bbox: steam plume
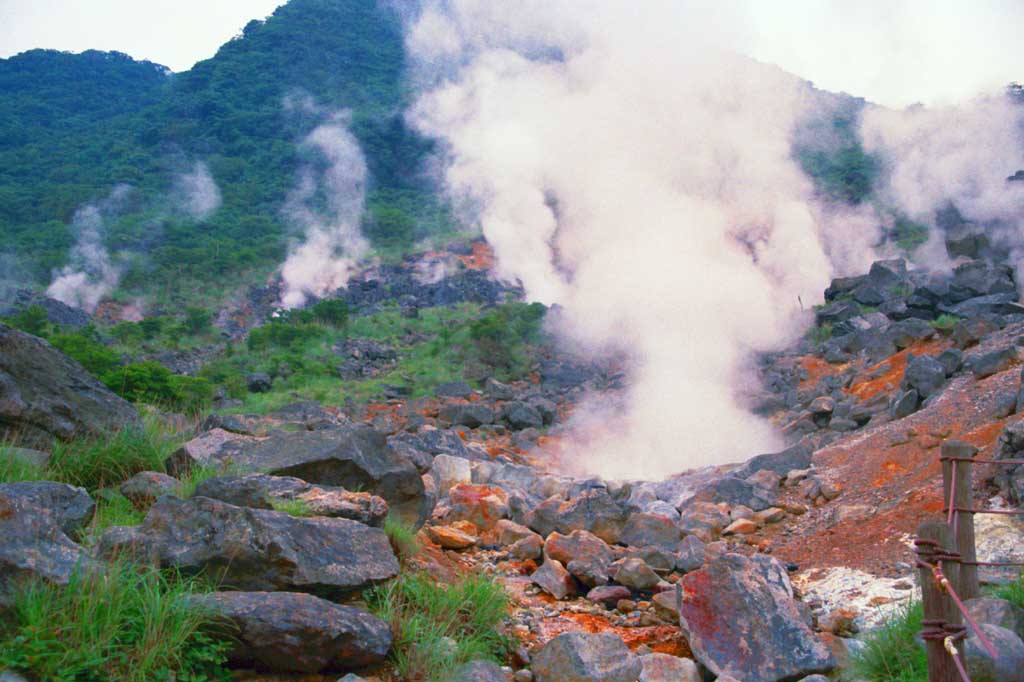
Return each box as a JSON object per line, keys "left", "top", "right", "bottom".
{"left": 279, "top": 112, "right": 370, "bottom": 308}
{"left": 175, "top": 161, "right": 222, "bottom": 220}
{"left": 860, "top": 94, "right": 1024, "bottom": 266}
{"left": 403, "top": 1, "right": 866, "bottom": 479}
{"left": 46, "top": 185, "right": 130, "bottom": 312}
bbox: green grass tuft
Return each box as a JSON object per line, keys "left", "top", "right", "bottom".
{"left": 930, "top": 314, "right": 960, "bottom": 333}
{"left": 365, "top": 572, "right": 512, "bottom": 682}
{"left": 850, "top": 601, "right": 927, "bottom": 682}
{"left": 268, "top": 497, "right": 312, "bottom": 517}
{"left": 0, "top": 560, "right": 232, "bottom": 682}
{"left": 175, "top": 463, "right": 230, "bottom": 499}
{"left": 385, "top": 515, "right": 421, "bottom": 561}
{"left": 0, "top": 446, "right": 48, "bottom": 484}
{"left": 807, "top": 322, "right": 834, "bottom": 346}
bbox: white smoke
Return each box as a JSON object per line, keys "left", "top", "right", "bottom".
{"left": 279, "top": 112, "right": 370, "bottom": 308}
{"left": 46, "top": 185, "right": 131, "bottom": 312}
{"left": 860, "top": 94, "right": 1024, "bottom": 267}
{"left": 174, "top": 161, "right": 222, "bottom": 220}
{"left": 404, "top": 1, "right": 875, "bottom": 479}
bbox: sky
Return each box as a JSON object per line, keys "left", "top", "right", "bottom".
{"left": 0, "top": 0, "right": 1021, "bottom": 108}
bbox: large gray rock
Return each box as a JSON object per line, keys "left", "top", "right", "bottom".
{"left": 0, "top": 481, "right": 94, "bottom": 535}
{"left": 190, "top": 591, "right": 391, "bottom": 673}
{"left": 676, "top": 553, "right": 834, "bottom": 681}
{"left": 98, "top": 496, "right": 398, "bottom": 598}
{"left": 692, "top": 477, "right": 776, "bottom": 512}
{"left": 963, "top": 623, "right": 1024, "bottom": 682}
{"left": 638, "top": 653, "right": 700, "bottom": 682}
{"left": 965, "top": 597, "right": 1024, "bottom": 640}
{"left": 119, "top": 471, "right": 179, "bottom": 505}
{"left": 439, "top": 402, "right": 494, "bottom": 428}
{"left": 967, "top": 346, "right": 1019, "bottom": 379}
{"left": 0, "top": 323, "right": 141, "bottom": 448}
{"left": 737, "top": 444, "right": 812, "bottom": 478}
{"left": 193, "top": 473, "right": 387, "bottom": 526}
{"left": 524, "top": 490, "right": 629, "bottom": 544}
{"left": 453, "top": 660, "right": 510, "bottom": 681}
{"left": 903, "top": 354, "right": 947, "bottom": 399}
{"left": 167, "top": 425, "right": 427, "bottom": 526}
{"left": 533, "top": 632, "right": 642, "bottom": 682}
{"left": 619, "top": 512, "right": 683, "bottom": 550}
{"left": 0, "top": 490, "right": 94, "bottom": 608}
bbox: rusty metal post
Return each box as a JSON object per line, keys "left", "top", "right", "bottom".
{"left": 916, "top": 522, "right": 961, "bottom": 682}
{"left": 942, "top": 441, "right": 980, "bottom": 600}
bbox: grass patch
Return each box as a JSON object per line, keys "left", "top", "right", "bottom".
{"left": 0, "top": 560, "right": 232, "bottom": 682}
{"left": 849, "top": 601, "right": 927, "bottom": 682}
{"left": 930, "top": 314, "right": 960, "bottom": 333}
{"left": 175, "top": 463, "right": 230, "bottom": 499}
{"left": 0, "top": 446, "right": 47, "bottom": 483}
{"left": 269, "top": 497, "right": 312, "bottom": 517}
{"left": 992, "top": 573, "right": 1024, "bottom": 607}
{"left": 807, "top": 322, "right": 833, "bottom": 346}
{"left": 46, "top": 420, "right": 178, "bottom": 492}
{"left": 385, "top": 515, "right": 421, "bottom": 561}
{"left": 365, "top": 572, "right": 511, "bottom": 682}
{"left": 86, "top": 490, "right": 147, "bottom": 539}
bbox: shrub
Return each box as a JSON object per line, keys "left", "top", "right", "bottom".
{"left": 468, "top": 302, "right": 545, "bottom": 374}
{"left": 806, "top": 322, "right": 833, "bottom": 346}
{"left": 366, "top": 572, "right": 511, "bottom": 682}
{"left": 49, "top": 331, "right": 122, "bottom": 377}
{"left": 247, "top": 320, "right": 324, "bottom": 351}
{"left": 849, "top": 601, "right": 927, "bottom": 682}
{"left": 184, "top": 307, "right": 213, "bottom": 335}
{"left": 930, "top": 314, "right": 960, "bottom": 333}
{"left": 0, "top": 560, "right": 231, "bottom": 682}
{"left": 311, "top": 299, "right": 349, "bottom": 328}
{"left": 4, "top": 304, "right": 49, "bottom": 336}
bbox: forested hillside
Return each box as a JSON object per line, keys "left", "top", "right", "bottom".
{"left": 0, "top": 0, "right": 444, "bottom": 301}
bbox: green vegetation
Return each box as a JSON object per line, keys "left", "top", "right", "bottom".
{"left": 175, "top": 463, "right": 228, "bottom": 499}
{"left": 798, "top": 143, "right": 880, "bottom": 205}
{"left": 269, "top": 497, "right": 312, "bottom": 517}
{"left": 46, "top": 418, "right": 182, "bottom": 492}
{"left": 0, "top": 560, "right": 231, "bottom": 682}
{"left": 385, "top": 516, "right": 421, "bottom": 561}
{"left": 366, "top": 572, "right": 512, "bottom": 682}
{"left": 930, "top": 314, "right": 960, "bottom": 333}
{"left": 0, "top": 446, "right": 47, "bottom": 483}
{"left": 850, "top": 602, "right": 927, "bottom": 682}
{"left": 807, "top": 322, "right": 833, "bottom": 346}
{"left": 0, "top": 0, "right": 450, "bottom": 302}
{"left": 87, "top": 490, "right": 147, "bottom": 538}
{"left": 891, "top": 217, "right": 930, "bottom": 254}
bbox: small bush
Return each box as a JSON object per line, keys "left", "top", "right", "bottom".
{"left": 385, "top": 516, "right": 421, "bottom": 561}
{"left": 993, "top": 573, "right": 1024, "bottom": 608}
{"left": 0, "top": 560, "right": 231, "bottom": 682}
{"left": 849, "top": 601, "right": 927, "bottom": 682}
{"left": 930, "top": 314, "right": 960, "bottom": 333}
{"left": 4, "top": 304, "right": 49, "bottom": 336}
{"left": 366, "top": 572, "right": 511, "bottom": 682}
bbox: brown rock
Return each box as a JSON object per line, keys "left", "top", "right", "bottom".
{"left": 425, "top": 524, "right": 478, "bottom": 550}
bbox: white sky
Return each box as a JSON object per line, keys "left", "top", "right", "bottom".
{"left": 0, "top": 0, "right": 1021, "bottom": 108}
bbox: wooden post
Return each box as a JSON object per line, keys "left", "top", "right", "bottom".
{"left": 917, "top": 522, "right": 961, "bottom": 682}
{"left": 942, "top": 440, "right": 980, "bottom": 599}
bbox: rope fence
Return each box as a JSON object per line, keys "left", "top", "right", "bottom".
{"left": 915, "top": 441, "right": 1023, "bottom": 681}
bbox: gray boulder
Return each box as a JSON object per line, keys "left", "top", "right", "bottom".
{"left": 952, "top": 316, "right": 999, "bottom": 349}
{"left": 0, "top": 490, "right": 94, "bottom": 608}
{"left": 0, "top": 323, "right": 141, "bottom": 448}
{"left": 524, "top": 490, "right": 629, "bottom": 544}
{"left": 168, "top": 426, "right": 426, "bottom": 526}
{"left": 453, "top": 660, "right": 510, "bottom": 681}
{"left": 963, "top": 623, "right": 1024, "bottom": 682}
{"left": 638, "top": 653, "right": 700, "bottom": 682}
{"left": 967, "top": 346, "right": 1018, "bottom": 379}
{"left": 692, "top": 477, "right": 776, "bottom": 512}
{"left": 245, "top": 372, "right": 272, "bottom": 393}
{"left": 191, "top": 591, "right": 391, "bottom": 672}
{"left": 676, "top": 553, "right": 834, "bottom": 681}
{"left": 193, "top": 473, "right": 388, "bottom": 526}
{"left": 903, "top": 354, "right": 947, "bottom": 399}
{"left": 120, "top": 471, "right": 179, "bottom": 505}
{"left": 435, "top": 381, "right": 474, "bottom": 398}
{"left": 965, "top": 597, "right": 1024, "bottom": 640}
{"left": 439, "top": 403, "right": 494, "bottom": 428}
{"left": 0, "top": 481, "right": 94, "bottom": 535}
{"left": 619, "top": 512, "right": 683, "bottom": 550}
{"left": 737, "top": 444, "right": 812, "bottom": 478}
{"left": 532, "top": 558, "right": 578, "bottom": 600}
{"left": 502, "top": 403, "right": 544, "bottom": 430}
{"left": 533, "top": 632, "right": 642, "bottom": 682}
{"left": 99, "top": 495, "right": 398, "bottom": 598}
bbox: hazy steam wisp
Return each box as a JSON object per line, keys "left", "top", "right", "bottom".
{"left": 279, "top": 112, "right": 370, "bottom": 308}
{"left": 46, "top": 185, "right": 131, "bottom": 312}
{"left": 175, "top": 161, "right": 222, "bottom": 220}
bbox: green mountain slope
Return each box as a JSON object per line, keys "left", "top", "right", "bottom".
{"left": 0, "top": 0, "right": 444, "bottom": 301}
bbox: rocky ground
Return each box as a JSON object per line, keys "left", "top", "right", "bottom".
{"left": 4, "top": 240, "right": 1024, "bottom": 681}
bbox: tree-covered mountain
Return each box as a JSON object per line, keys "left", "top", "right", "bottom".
{"left": 0, "top": 0, "right": 444, "bottom": 302}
